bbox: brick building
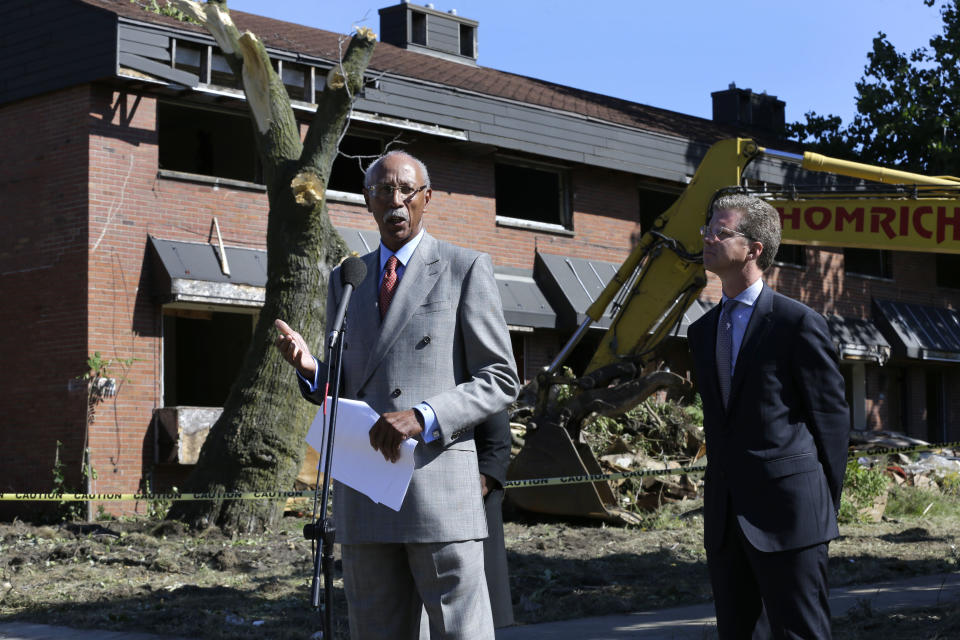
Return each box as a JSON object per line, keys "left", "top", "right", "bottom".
{"left": 2, "top": 0, "right": 958, "bottom": 515}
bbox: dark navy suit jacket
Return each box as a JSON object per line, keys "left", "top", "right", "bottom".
{"left": 688, "top": 284, "right": 850, "bottom": 553}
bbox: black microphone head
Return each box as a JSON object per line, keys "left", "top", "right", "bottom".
{"left": 340, "top": 256, "right": 368, "bottom": 288}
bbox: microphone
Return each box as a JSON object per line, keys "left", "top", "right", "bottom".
{"left": 328, "top": 257, "right": 367, "bottom": 348}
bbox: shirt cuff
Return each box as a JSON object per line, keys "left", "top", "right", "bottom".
{"left": 295, "top": 356, "right": 321, "bottom": 393}
{"left": 415, "top": 402, "right": 440, "bottom": 442}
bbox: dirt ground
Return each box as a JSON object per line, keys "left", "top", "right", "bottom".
{"left": 1, "top": 498, "right": 959, "bottom": 639}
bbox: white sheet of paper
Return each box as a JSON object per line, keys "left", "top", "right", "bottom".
{"left": 305, "top": 397, "right": 417, "bottom": 511}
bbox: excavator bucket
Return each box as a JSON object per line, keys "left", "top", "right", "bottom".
{"left": 507, "top": 421, "right": 641, "bottom": 525}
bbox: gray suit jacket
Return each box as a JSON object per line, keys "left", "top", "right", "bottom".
{"left": 302, "top": 232, "right": 520, "bottom": 544}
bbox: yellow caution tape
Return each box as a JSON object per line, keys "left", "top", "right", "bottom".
{"left": 2, "top": 441, "right": 957, "bottom": 500}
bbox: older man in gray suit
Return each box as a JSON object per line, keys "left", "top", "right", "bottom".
{"left": 275, "top": 150, "right": 520, "bottom": 640}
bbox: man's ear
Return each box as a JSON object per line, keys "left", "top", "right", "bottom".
{"left": 423, "top": 188, "right": 432, "bottom": 207}
{"left": 363, "top": 191, "right": 373, "bottom": 213}
{"left": 748, "top": 241, "right": 764, "bottom": 261}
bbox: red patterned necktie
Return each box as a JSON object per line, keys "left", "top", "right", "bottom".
{"left": 379, "top": 255, "right": 399, "bottom": 320}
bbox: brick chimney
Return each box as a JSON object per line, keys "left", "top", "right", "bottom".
{"left": 711, "top": 83, "right": 785, "bottom": 134}
{"left": 379, "top": 2, "right": 478, "bottom": 65}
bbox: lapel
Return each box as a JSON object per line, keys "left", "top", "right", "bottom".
{"left": 726, "top": 284, "right": 774, "bottom": 410}
{"left": 358, "top": 232, "right": 443, "bottom": 390}
{"left": 347, "top": 250, "right": 381, "bottom": 359}
{"left": 697, "top": 303, "right": 725, "bottom": 414}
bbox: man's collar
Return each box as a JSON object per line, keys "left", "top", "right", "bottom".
{"left": 721, "top": 278, "right": 763, "bottom": 307}
{"left": 379, "top": 228, "right": 426, "bottom": 270}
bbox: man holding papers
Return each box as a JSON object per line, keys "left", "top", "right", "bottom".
{"left": 275, "top": 150, "right": 520, "bottom": 640}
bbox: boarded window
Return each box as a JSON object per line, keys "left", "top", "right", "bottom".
{"left": 174, "top": 41, "right": 204, "bottom": 80}
{"left": 495, "top": 161, "right": 570, "bottom": 228}
{"left": 158, "top": 102, "right": 260, "bottom": 183}
{"left": 163, "top": 310, "right": 254, "bottom": 407}
{"left": 844, "top": 248, "right": 892, "bottom": 279}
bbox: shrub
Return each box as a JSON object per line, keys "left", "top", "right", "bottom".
{"left": 838, "top": 460, "right": 888, "bottom": 524}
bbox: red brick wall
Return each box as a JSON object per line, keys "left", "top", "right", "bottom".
{"left": 0, "top": 86, "right": 92, "bottom": 514}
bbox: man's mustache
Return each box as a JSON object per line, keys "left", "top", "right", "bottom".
{"left": 385, "top": 208, "right": 409, "bottom": 222}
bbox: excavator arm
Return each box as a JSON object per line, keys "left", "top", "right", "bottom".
{"left": 508, "top": 138, "right": 960, "bottom": 523}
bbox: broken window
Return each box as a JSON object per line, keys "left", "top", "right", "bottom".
{"left": 495, "top": 160, "right": 570, "bottom": 229}
{"left": 844, "top": 248, "right": 892, "bottom": 279}
{"left": 163, "top": 309, "right": 254, "bottom": 407}
{"left": 158, "top": 102, "right": 260, "bottom": 183}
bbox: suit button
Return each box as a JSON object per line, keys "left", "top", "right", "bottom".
{"left": 422, "top": 336, "right": 431, "bottom": 344}
{"left": 391, "top": 388, "right": 402, "bottom": 398}
{"left": 357, "top": 390, "right": 366, "bottom": 399}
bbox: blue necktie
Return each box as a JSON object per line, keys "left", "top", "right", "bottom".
{"left": 716, "top": 300, "right": 738, "bottom": 409}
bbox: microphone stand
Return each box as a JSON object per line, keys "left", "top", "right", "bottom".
{"left": 304, "top": 320, "right": 348, "bottom": 638}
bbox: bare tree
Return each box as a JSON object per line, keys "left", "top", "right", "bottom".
{"left": 164, "top": 1, "right": 375, "bottom": 533}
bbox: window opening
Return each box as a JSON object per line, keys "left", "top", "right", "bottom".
{"left": 637, "top": 186, "right": 679, "bottom": 235}
{"left": 174, "top": 41, "right": 204, "bottom": 81}
{"left": 282, "top": 61, "right": 309, "bottom": 102}
{"left": 459, "top": 24, "right": 475, "bottom": 57}
{"left": 774, "top": 244, "right": 806, "bottom": 268}
{"left": 844, "top": 248, "right": 892, "bottom": 278}
{"left": 495, "top": 161, "right": 570, "bottom": 228}
{"left": 936, "top": 254, "right": 960, "bottom": 289}
{"left": 209, "top": 50, "right": 240, "bottom": 89}
{"left": 411, "top": 11, "right": 427, "bottom": 45}
{"left": 158, "top": 102, "right": 260, "bottom": 183}
{"left": 329, "top": 135, "right": 383, "bottom": 194}
{"left": 163, "top": 310, "right": 254, "bottom": 407}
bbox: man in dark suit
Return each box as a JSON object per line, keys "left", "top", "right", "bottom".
{"left": 474, "top": 410, "right": 515, "bottom": 628}
{"left": 276, "top": 150, "right": 520, "bottom": 639}
{"left": 687, "top": 194, "right": 849, "bottom": 638}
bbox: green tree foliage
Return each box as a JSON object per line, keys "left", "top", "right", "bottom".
{"left": 788, "top": 0, "right": 960, "bottom": 173}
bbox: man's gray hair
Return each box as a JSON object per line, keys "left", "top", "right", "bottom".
{"left": 712, "top": 193, "right": 781, "bottom": 271}
{"left": 363, "top": 150, "right": 431, "bottom": 189}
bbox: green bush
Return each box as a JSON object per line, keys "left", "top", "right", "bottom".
{"left": 838, "top": 460, "right": 888, "bottom": 524}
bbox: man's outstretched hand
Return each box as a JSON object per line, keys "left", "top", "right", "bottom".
{"left": 369, "top": 410, "right": 424, "bottom": 463}
{"left": 274, "top": 319, "right": 318, "bottom": 379}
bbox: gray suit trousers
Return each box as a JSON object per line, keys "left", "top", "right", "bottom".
{"left": 342, "top": 540, "right": 494, "bottom": 640}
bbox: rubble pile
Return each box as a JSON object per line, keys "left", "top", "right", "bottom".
{"left": 849, "top": 430, "right": 960, "bottom": 494}
{"left": 584, "top": 399, "right": 706, "bottom": 512}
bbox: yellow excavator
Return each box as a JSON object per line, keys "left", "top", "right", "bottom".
{"left": 507, "top": 137, "right": 960, "bottom": 523}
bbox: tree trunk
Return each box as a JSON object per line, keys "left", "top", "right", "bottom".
{"left": 165, "top": 1, "right": 376, "bottom": 533}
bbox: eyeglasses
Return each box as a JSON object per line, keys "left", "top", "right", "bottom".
{"left": 366, "top": 184, "right": 427, "bottom": 200}
{"left": 699, "top": 225, "right": 752, "bottom": 242}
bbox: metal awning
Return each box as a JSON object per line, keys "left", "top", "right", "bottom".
{"left": 675, "top": 299, "right": 714, "bottom": 339}
{"left": 534, "top": 252, "right": 619, "bottom": 329}
{"left": 873, "top": 299, "right": 960, "bottom": 362}
{"left": 151, "top": 232, "right": 557, "bottom": 330}
{"left": 339, "top": 227, "right": 381, "bottom": 256}
{"left": 826, "top": 314, "right": 891, "bottom": 364}
{"left": 495, "top": 266, "right": 556, "bottom": 329}
{"left": 149, "top": 236, "right": 266, "bottom": 307}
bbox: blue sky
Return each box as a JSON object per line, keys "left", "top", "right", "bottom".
{"left": 225, "top": 0, "right": 946, "bottom": 127}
